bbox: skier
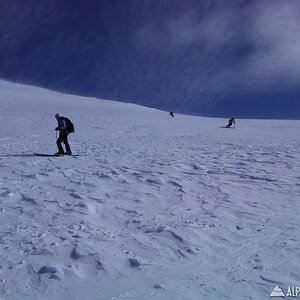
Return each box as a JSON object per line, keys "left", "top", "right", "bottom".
{"left": 169, "top": 112, "right": 175, "bottom": 117}
{"left": 225, "top": 116, "right": 236, "bottom": 128}
{"left": 55, "top": 113, "right": 73, "bottom": 156}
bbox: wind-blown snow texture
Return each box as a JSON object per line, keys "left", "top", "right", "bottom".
{"left": 1, "top": 0, "right": 300, "bottom": 119}
{"left": 0, "top": 80, "right": 299, "bottom": 299}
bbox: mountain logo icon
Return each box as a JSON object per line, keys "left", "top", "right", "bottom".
{"left": 270, "top": 285, "right": 285, "bottom": 297}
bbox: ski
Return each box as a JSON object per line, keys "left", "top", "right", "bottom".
{"left": 34, "top": 153, "right": 80, "bottom": 157}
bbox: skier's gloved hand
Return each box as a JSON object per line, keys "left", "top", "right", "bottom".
{"left": 55, "top": 127, "right": 59, "bottom": 131}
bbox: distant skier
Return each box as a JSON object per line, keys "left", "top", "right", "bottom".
{"left": 55, "top": 113, "right": 74, "bottom": 156}
{"left": 169, "top": 112, "right": 175, "bottom": 117}
{"left": 225, "top": 116, "right": 236, "bottom": 128}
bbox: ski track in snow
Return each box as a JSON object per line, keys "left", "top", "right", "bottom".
{"left": 0, "top": 81, "right": 299, "bottom": 299}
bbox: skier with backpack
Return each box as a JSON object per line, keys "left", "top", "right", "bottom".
{"left": 55, "top": 113, "right": 74, "bottom": 156}
{"left": 225, "top": 116, "right": 236, "bottom": 128}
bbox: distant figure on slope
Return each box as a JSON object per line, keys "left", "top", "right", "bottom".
{"left": 225, "top": 116, "right": 236, "bottom": 128}
{"left": 169, "top": 112, "right": 175, "bottom": 117}
{"left": 55, "top": 113, "right": 74, "bottom": 156}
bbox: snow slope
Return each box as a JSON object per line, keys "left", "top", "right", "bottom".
{"left": 1, "top": 1, "right": 300, "bottom": 119}
{"left": 0, "top": 80, "right": 299, "bottom": 299}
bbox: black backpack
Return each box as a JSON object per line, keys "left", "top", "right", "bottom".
{"left": 62, "top": 117, "right": 75, "bottom": 133}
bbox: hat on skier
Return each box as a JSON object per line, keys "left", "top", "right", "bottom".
{"left": 55, "top": 113, "right": 60, "bottom": 119}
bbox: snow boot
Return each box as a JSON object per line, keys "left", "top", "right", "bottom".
{"left": 55, "top": 151, "right": 64, "bottom": 156}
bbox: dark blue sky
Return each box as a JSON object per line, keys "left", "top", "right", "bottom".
{"left": 0, "top": 0, "right": 300, "bottom": 119}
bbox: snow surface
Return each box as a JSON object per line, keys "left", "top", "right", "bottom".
{"left": 0, "top": 80, "right": 299, "bottom": 300}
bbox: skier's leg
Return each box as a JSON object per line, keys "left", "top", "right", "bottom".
{"left": 63, "top": 133, "right": 71, "bottom": 153}
{"left": 56, "top": 134, "right": 64, "bottom": 153}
